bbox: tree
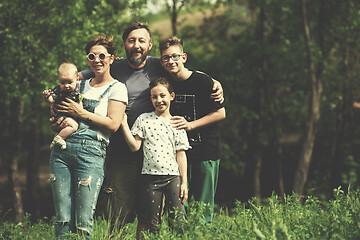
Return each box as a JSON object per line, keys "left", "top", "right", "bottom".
{"left": 165, "top": 0, "right": 187, "bottom": 35}
{"left": 0, "top": 0, "right": 136, "bottom": 222}
{"left": 292, "top": 0, "right": 323, "bottom": 196}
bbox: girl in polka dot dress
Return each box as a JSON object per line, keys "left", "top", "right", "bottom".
{"left": 121, "top": 76, "right": 191, "bottom": 234}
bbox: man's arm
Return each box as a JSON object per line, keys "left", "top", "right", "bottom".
{"left": 78, "top": 68, "right": 94, "bottom": 80}
{"left": 78, "top": 72, "right": 85, "bottom": 80}
{"left": 212, "top": 79, "right": 224, "bottom": 104}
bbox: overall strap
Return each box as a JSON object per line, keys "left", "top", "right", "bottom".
{"left": 98, "top": 81, "right": 117, "bottom": 101}
{"left": 80, "top": 79, "right": 117, "bottom": 102}
{"left": 80, "top": 79, "right": 87, "bottom": 93}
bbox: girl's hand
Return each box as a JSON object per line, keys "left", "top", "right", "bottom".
{"left": 56, "top": 98, "right": 84, "bottom": 118}
{"left": 121, "top": 113, "right": 128, "bottom": 128}
{"left": 122, "top": 113, "right": 128, "bottom": 124}
{"left": 170, "top": 116, "right": 193, "bottom": 131}
{"left": 180, "top": 183, "right": 188, "bottom": 204}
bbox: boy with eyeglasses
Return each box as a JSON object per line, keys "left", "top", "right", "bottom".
{"left": 43, "top": 62, "right": 81, "bottom": 150}
{"left": 159, "top": 36, "right": 226, "bottom": 224}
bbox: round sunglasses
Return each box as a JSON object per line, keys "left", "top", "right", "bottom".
{"left": 86, "top": 52, "right": 112, "bottom": 61}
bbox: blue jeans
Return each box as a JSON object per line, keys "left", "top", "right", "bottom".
{"left": 49, "top": 136, "right": 106, "bottom": 239}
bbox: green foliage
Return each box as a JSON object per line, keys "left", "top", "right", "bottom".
{"left": 3, "top": 0, "right": 360, "bottom": 222}
{"left": 174, "top": 0, "right": 360, "bottom": 196}
{"left": 0, "top": 213, "right": 54, "bottom": 239}
{"left": 0, "top": 0, "right": 143, "bottom": 155}
{"left": 2, "top": 187, "right": 360, "bottom": 239}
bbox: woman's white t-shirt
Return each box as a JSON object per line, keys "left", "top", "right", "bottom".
{"left": 82, "top": 79, "right": 128, "bottom": 143}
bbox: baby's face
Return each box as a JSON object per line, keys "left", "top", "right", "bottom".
{"left": 58, "top": 72, "right": 78, "bottom": 92}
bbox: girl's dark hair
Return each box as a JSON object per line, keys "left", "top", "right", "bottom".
{"left": 85, "top": 34, "right": 115, "bottom": 55}
{"left": 149, "top": 77, "right": 174, "bottom": 93}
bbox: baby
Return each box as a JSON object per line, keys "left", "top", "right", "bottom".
{"left": 43, "top": 62, "right": 81, "bottom": 150}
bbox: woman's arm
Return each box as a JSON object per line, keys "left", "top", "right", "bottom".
{"left": 120, "top": 114, "right": 142, "bottom": 152}
{"left": 171, "top": 107, "right": 226, "bottom": 131}
{"left": 176, "top": 150, "right": 188, "bottom": 204}
{"left": 56, "top": 98, "right": 125, "bottom": 133}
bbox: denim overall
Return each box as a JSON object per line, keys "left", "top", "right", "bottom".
{"left": 49, "top": 80, "right": 115, "bottom": 239}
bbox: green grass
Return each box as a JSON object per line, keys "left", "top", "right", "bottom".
{"left": 1, "top": 186, "right": 360, "bottom": 239}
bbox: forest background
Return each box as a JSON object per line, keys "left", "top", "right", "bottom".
{"left": 1, "top": 0, "right": 360, "bottom": 223}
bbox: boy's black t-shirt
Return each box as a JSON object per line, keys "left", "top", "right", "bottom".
{"left": 170, "top": 71, "right": 224, "bottom": 161}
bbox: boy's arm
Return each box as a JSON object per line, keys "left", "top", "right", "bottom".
{"left": 171, "top": 107, "right": 226, "bottom": 131}
{"left": 196, "top": 71, "right": 224, "bottom": 104}
{"left": 176, "top": 150, "right": 188, "bottom": 204}
{"left": 120, "top": 114, "right": 142, "bottom": 152}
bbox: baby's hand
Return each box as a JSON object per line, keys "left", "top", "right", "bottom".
{"left": 43, "top": 89, "right": 53, "bottom": 101}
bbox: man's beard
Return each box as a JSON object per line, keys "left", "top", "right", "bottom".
{"left": 126, "top": 49, "right": 148, "bottom": 67}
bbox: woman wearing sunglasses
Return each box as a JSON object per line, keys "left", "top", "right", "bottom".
{"left": 49, "top": 34, "right": 127, "bottom": 239}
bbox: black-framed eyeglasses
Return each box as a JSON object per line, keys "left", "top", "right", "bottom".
{"left": 86, "top": 53, "right": 112, "bottom": 61}
{"left": 161, "top": 54, "right": 184, "bottom": 62}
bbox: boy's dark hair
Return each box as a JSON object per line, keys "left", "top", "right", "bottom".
{"left": 85, "top": 34, "right": 116, "bottom": 55}
{"left": 122, "top": 22, "right": 152, "bottom": 42}
{"left": 159, "top": 36, "right": 183, "bottom": 54}
{"left": 149, "top": 77, "right": 174, "bottom": 93}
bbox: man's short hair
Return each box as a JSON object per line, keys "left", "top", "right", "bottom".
{"left": 159, "top": 36, "right": 183, "bottom": 54}
{"left": 122, "top": 22, "right": 152, "bottom": 42}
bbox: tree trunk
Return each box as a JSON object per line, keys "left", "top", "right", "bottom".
{"left": 253, "top": 150, "right": 262, "bottom": 201}
{"left": 251, "top": 84, "right": 263, "bottom": 200}
{"left": 9, "top": 98, "right": 25, "bottom": 222}
{"left": 171, "top": 0, "right": 177, "bottom": 35}
{"left": 258, "top": 5, "right": 285, "bottom": 196}
{"left": 26, "top": 99, "right": 41, "bottom": 219}
{"left": 329, "top": 47, "right": 351, "bottom": 190}
{"left": 166, "top": 0, "right": 187, "bottom": 36}
{"left": 293, "top": 0, "right": 323, "bottom": 196}
{"left": 241, "top": 87, "right": 263, "bottom": 201}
